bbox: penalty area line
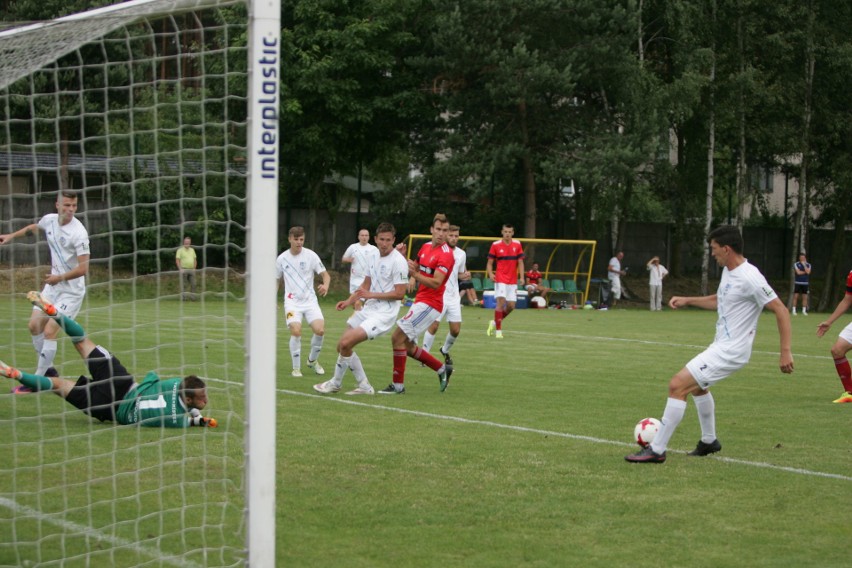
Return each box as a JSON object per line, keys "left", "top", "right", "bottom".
{"left": 285, "top": 389, "right": 852, "bottom": 483}
{"left": 0, "top": 496, "right": 202, "bottom": 568}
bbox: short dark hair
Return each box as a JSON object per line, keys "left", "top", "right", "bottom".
{"left": 502, "top": 223, "right": 514, "bottom": 230}
{"left": 58, "top": 190, "right": 79, "bottom": 201}
{"left": 708, "top": 225, "right": 743, "bottom": 254}
{"left": 180, "top": 375, "right": 206, "bottom": 395}
{"left": 288, "top": 226, "right": 305, "bottom": 238}
{"left": 432, "top": 213, "right": 449, "bottom": 226}
{"left": 375, "top": 222, "right": 396, "bottom": 236}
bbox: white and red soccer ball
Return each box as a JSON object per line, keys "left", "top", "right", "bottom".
{"left": 634, "top": 417, "right": 662, "bottom": 448}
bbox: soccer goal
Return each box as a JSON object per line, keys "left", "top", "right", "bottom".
{"left": 404, "top": 235, "right": 598, "bottom": 305}
{"left": 0, "top": 0, "right": 278, "bottom": 565}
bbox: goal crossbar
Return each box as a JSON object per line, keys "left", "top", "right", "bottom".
{"left": 0, "top": 0, "right": 244, "bottom": 90}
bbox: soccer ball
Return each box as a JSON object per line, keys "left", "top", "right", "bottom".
{"left": 530, "top": 296, "right": 547, "bottom": 309}
{"left": 634, "top": 417, "right": 662, "bottom": 448}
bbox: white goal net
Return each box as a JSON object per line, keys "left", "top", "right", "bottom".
{"left": 0, "top": 0, "right": 279, "bottom": 565}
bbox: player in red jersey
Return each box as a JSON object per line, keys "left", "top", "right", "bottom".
{"left": 816, "top": 268, "right": 852, "bottom": 403}
{"left": 525, "top": 262, "right": 551, "bottom": 296}
{"left": 379, "top": 214, "right": 456, "bottom": 394}
{"left": 485, "top": 224, "right": 525, "bottom": 338}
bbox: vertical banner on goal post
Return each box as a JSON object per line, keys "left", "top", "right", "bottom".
{"left": 246, "top": 0, "right": 280, "bottom": 565}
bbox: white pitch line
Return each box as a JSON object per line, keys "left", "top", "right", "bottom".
{"left": 285, "top": 389, "right": 852, "bottom": 483}
{"left": 0, "top": 497, "right": 202, "bottom": 568}
{"left": 510, "top": 329, "right": 833, "bottom": 360}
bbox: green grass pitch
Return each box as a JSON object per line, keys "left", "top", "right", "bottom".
{"left": 2, "top": 297, "right": 850, "bottom": 567}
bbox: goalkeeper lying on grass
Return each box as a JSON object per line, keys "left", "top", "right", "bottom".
{"left": 0, "top": 291, "right": 217, "bottom": 428}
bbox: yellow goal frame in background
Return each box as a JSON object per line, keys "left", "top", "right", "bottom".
{"left": 405, "top": 235, "right": 597, "bottom": 305}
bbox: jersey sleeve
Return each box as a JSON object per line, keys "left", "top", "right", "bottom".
{"left": 751, "top": 271, "right": 778, "bottom": 307}
{"left": 312, "top": 251, "right": 327, "bottom": 275}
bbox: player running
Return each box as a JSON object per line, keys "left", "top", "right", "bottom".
{"left": 0, "top": 190, "right": 90, "bottom": 391}
{"left": 485, "top": 224, "right": 525, "bottom": 339}
{"left": 421, "top": 225, "right": 470, "bottom": 367}
{"left": 0, "top": 291, "right": 216, "bottom": 428}
{"left": 816, "top": 268, "right": 852, "bottom": 403}
{"left": 379, "top": 213, "right": 455, "bottom": 394}
{"left": 313, "top": 222, "right": 408, "bottom": 395}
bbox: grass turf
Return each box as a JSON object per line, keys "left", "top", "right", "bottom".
{"left": 2, "top": 297, "right": 850, "bottom": 567}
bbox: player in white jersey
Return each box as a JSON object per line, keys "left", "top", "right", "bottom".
{"left": 421, "top": 225, "right": 470, "bottom": 367}
{"left": 276, "top": 226, "right": 331, "bottom": 378}
{"left": 0, "top": 191, "right": 90, "bottom": 389}
{"left": 314, "top": 222, "right": 409, "bottom": 395}
{"left": 341, "top": 228, "right": 379, "bottom": 311}
{"left": 626, "top": 226, "right": 793, "bottom": 464}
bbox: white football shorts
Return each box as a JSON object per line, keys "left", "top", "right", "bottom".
{"left": 347, "top": 307, "right": 397, "bottom": 340}
{"left": 493, "top": 282, "right": 518, "bottom": 303}
{"left": 284, "top": 299, "right": 324, "bottom": 327}
{"left": 839, "top": 322, "right": 852, "bottom": 345}
{"left": 396, "top": 302, "right": 441, "bottom": 342}
{"left": 685, "top": 343, "right": 749, "bottom": 389}
{"left": 38, "top": 284, "right": 84, "bottom": 319}
{"left": 438, "top": 299, "right": 462, "bottom": 324}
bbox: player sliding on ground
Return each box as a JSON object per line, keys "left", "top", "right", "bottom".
{"left": 0, "top": 291, "right": 217, "bottom": 428}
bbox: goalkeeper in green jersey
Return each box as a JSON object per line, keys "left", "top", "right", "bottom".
{"left": 0, "top": 291, "right": 216, "bottom": 428}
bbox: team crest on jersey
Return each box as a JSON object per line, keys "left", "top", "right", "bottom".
{"left": 299, "top": 261, "right": 306, "bottom": 270}
{"left": 60, "top": 236, "right": 67, "bottom": 246}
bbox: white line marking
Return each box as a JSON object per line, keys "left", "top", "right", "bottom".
{"left": 510, "top": 330, "right": 832, "bottom": 360}
{"left": 0, "top": 497, "right": 202, "bottom": 568}
{"left": 284, "top": 389, "right": 852, "bottom": 483}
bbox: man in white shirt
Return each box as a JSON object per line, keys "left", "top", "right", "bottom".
{"left": 626, "top": 225, "right": 793, "bottom": 463}
{"left": 341, "top": 229, "right": 379, "bottom": 311}
{"left": 646, "top": 256, "right": 669, "bottom": 311}
{"left": 0, "top": 190, "right": 90, "bottom": 391}
{"left": 313, "top": 222, "right": 409, "bottom": 395}
{"left": 607, "top": 251, "right": 626, "bottom": 308}
{"left": 276, "top": 226, "right": 331, "bottom": 378}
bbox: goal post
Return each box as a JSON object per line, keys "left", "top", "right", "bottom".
{"left": 0, "top": 0, "right": 278, "bottom": 565}
{"left": 404, "top": 235, "right": 598, "bottom": 304}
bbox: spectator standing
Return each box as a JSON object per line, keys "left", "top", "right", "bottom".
{"left": 176, "top": 236, "right": 198, "bottom": 301}
{"left": 792, "top": 253, "right": 811, "bottom": 316}
{"left": 341, "top": 229, "right": 379, "bottom": 311}
{"left": 646, "top": 256, "right": 669, "bottom": 311}
{"left": 607, "top": 251, "right": 626, "bottom": 308}
{"left": 0, "top": 190, "right": 90, "bottom": 391}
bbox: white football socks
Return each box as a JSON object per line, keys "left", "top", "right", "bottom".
{"left": 441, "top": 333, "right": 457, "bottom": 354}
{"left": 422, "top": 331, "right": 436, "bottom": 353}
{"left": 650, "top": 397, "right": 687, "bottom": 454}
{"left": 36, "top": 339, "right": 58, "bottom": 376}
{"left": 289, "top": 335, "right": 301, "bottom": 370}
{"left": 693, "top": 392, "right": 717, "bottom": 443}
{"left": 309, "top": 334, "right": 324, "bottom": 363}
